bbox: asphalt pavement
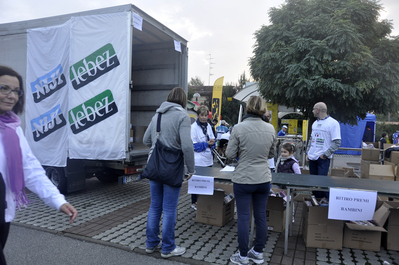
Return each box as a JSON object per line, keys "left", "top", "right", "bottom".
{"left": 4, "top": 224, "right": 187, "bottom": 265}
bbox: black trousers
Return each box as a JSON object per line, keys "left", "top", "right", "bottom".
{"left": 0, "top": 222, "right": 10, "bottom": 265}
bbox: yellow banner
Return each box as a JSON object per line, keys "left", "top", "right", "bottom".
{"left": 211, "top": 77, "right": 224, "bottom": 123}
{"left": 288, "top": 119, "right": 298, "bottom": 134}
{"left": 266, "top": 103, "right": 278, "bottom": 132}
{"left": 303, "top": 120, "right": 308, "bottom": 141}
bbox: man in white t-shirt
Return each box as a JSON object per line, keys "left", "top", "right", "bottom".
{"left": 306, "top": 102, "right": 341, "bottom": 176}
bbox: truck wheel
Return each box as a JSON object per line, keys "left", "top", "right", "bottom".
{"left": 45, "top": 167, "right": 68, "bottom": 194}
{"left": 96, "top": 169, "right": 120, "bottom": 183}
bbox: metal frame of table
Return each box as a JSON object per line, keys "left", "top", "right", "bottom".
{"left": 272, "top": 173, "right": 399, "bottom": 255}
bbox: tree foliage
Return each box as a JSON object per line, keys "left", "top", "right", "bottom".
{"left": 188, "top": 76, "right": 205, "bottom": 86}
{"left": 221, "top": 85, "right": 241, "bottom": 126}
{"left": 249, "top": 0, "right": 399, "bottom": 124}
{"left": 237, "top": 71, "right": 251, "bottom": 91}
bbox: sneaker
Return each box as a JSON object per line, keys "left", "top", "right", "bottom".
{"left": 247, "top": 247, "right": 264, "bottom": 264}
{"left": 230, "top": 252, "right": 249, "bottom": 265}
{"left": 161, "top": 246, "right": 186, "bottom": 258}
{"left": 191, "top": 203, "right": 197, "bottom": 211}
{"left": 145, "top": 241, "right": 161, "bottom": 254}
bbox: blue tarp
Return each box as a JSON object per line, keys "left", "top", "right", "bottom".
{"left": 335, "top": 113, "right": 376, "bottom": 155}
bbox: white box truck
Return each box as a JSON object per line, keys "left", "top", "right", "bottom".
{"left": 0, "top": 4, "right": 188, "bottom": 193}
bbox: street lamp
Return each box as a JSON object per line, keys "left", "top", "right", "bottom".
{"left": 193, "top": 93, "right": 200, "bottom": 103}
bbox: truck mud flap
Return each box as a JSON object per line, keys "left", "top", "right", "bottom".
{"left": 67, "top": 171, "right": 86, "bottom": 193}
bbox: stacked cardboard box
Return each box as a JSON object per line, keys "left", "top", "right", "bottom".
{"left": 301, "top": 199, "right": 344, "bottom": 250}
{"left": 383, "top": 144, "right": 399, "bottom": 164}
{"left": 196, "top": 183, "right": 235, "bottom": 227}
{"left": 361, "top": 142, "right": 381, "bottom": 179}
{"left": 368, "top": 164, "right": 395, "bottom": 181}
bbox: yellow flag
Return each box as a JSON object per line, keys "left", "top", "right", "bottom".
{"left": 211, "top": 77, "right": 224, "bottom": 123}
{"left": 266, "top": 103, "right": 278, "bottom": 132}
{"left": 303, "top": 120, "right": 308, "bottom": 141}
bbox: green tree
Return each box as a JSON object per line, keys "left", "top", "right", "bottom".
{"left": 187, "top": 87, "right": 195, "bottom": 102}
{"left": 237, "top": 71, "right": 250, "bottom": 91}
{"left": 249, "top": 0, "right": 399, "bottom": 125}
{"left": 188, "top": 76, "right": 204, "bottom": 86}
{"left": 221, "top": 85, "right": 241, "bottom": 126}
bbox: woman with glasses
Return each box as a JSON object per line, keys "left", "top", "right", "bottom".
{"left": 0, "top": 65, "right": 78, "bottom": 265}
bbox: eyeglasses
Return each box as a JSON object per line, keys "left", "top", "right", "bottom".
{"left": 0, "top": 85, "right": 24, "bottom": 97}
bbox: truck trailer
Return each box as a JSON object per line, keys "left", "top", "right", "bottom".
{"left": 0, "top": 4, "right": 188, "bottom": 193}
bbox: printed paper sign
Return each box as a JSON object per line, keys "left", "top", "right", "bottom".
{"left": 188, "top": 175, "right": 214, "bottom": 195}
{"left": 328, "top": 188, "right": 377, "bottom": 220}
{"left": 133, "top": 12, "right": 143, "bottom": 31}
{"left": 174, "top": 40, "right": 181, "bottom": 52}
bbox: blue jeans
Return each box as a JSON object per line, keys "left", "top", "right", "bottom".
{"left": 309, "top": 157, "right": 330, "bottom": 176}
{"left": 309, "top": 158, "right": 330, "bottom": 198}
{"left": 234, "top": 182, "right": 271, "bottom": 257}
{"left": 146, "top": 180, "right": 181, "bottom": 253}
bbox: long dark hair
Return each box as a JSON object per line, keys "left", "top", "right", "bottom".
{"left": 0, "top": 65, "right": 24, "bottom": 114}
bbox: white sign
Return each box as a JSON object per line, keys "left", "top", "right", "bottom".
{"left": 220, "top": 165, "right": 235, "bottom": 172}
{"left": 328, "top": 188, "right": 377, "bottom": 220}
{"left": 188, "top": 175, "right": 214, "bottom": 195}
{"left": 133, "top": 12, "right": 143, "bottom": 31}
{"left": 174, "top": 40, "right": 181, "bottom": 52}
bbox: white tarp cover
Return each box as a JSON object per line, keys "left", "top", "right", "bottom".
{"left": 26, "top": 21, "right": 71, "bottom": 166}
{"left": 26, "top": 12, "right": 129, "bottom": 166}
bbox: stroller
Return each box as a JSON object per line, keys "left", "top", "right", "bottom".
{"left": 213, "top": 137, "right": 231, "bottom": 167}
{"left": 213, "top": 148, "right": 227, "bottom": 167}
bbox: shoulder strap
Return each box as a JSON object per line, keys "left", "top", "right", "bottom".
{"left": 156, "top": 113, "right": 162, "bottom": 138}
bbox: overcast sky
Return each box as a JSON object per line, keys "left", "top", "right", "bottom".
{"left": 1, "top": 0, "right": 398, "bottom": 86}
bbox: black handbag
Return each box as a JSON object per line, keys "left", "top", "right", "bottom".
{"left": 0, "top": 173, "right": 6, "bottom": 224}
{"left": 141, "top": 113, "right": 185, "bottom": 187}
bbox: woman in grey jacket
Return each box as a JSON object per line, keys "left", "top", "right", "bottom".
{"left": 226, "top": 96, "right": 276, "bottom": 265}
{"left": 143, "top": 87, "right": 195, "bottom": 258}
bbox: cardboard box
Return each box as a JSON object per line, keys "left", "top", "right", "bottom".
{"left": 360, "top": 160, "right": 380, "bottom": 178}
{"left": 361, "top": 143, "right": 380, "bottom": 161}
{"left": 386, "top": 151, "right": 399, "bottom": 164}
{"left": 368, "top": 164, "right": 395, "bottom": 181}
{"left": 294, "top": 193, "right": 312, "bottom": 202}
{"left": 383, "top": 143, "right": 396, "bottom": 150}
{"left": 378, "top": 201, "right": 399, "bottom": 251}
{"left": 302, "top": 200, "right": 344, "bottom": 250}
{"left": 196, "top": 183, "right": 235, "bottom": 227}
{"left": 330, "top": 167, "right": 355, "bottom": 178}
{"left": 266, "top": 194, "right": 292, "bottom": 232}
{"left": 343, "top": 202, "right": 391, "bottom": 251}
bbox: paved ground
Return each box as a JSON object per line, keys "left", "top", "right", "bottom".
{"left": 10, "top": 155, "right": 399, "bottom": 265}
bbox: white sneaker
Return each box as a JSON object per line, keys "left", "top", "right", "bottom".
{"left": 191, "top": 203, "right": 197, "bottom": 210}
{"left": 145, "top": 241, "right": 161, "bottom": 254}
{"left": 161, "top": 246, "right": 186, "bottom": 258}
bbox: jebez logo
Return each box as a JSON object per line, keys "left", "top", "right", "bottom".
{"left": 30, "top": 64, "right": 67, "bottom": 103}
{"left": 69, "top": 89, "right": 118, "bottom": 134}
{"left": 70, "top": 43, "right": 120, "bottom": 90}
{"left": 30, "top": 104, "right": 67, "bottom": 141}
